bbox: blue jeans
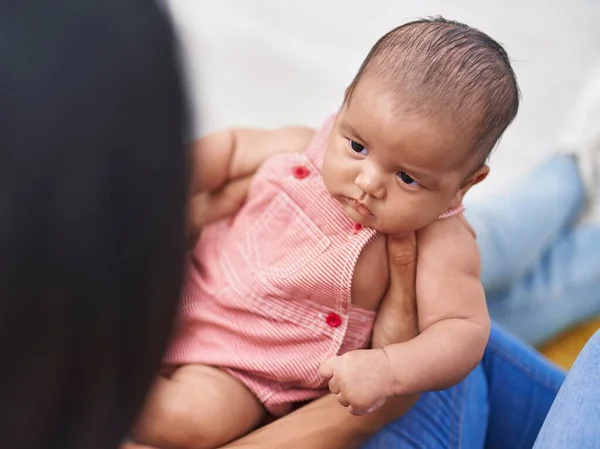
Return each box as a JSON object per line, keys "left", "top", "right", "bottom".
{"left": 364, "top": 155, "right": 600, "bottom": 448}
{"left": 365, "top": 328, "right": 600, "bottom": 448}
{"left": 363, "top": 324, "right": 565, "bottom": 449}
{"left": 467, "top": 155, "right": 600, "bottom": 345}
{"left": 533, "top": 330, "right": 600, "bottom": 448}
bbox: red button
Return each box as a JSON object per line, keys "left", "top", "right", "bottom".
{"left": 353, "top": 223, "right": 364, "bottom": 233}
{"left": 326, "top": 312, "right": 342, "bottom": 328}
{"left": 292, "top": 165, "right": 310, "bottom": 179}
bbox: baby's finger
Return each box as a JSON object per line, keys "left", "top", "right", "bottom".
{"left": 348, "top": 404, "right": 366, "bottom": 416}
{"left": 337, "top": 392, "right": 350, "bottom": 408}
{"left": 318, "top": 356, "right": 337, "bottom": 379}
{"left": 328, "top": 377, "right": 340, "bottom": 394}
{"left": 348, "top": 397, "right": 386, "bottom": 416}
{"left": 120, "top": 443, "right": 157, "bottom": 449}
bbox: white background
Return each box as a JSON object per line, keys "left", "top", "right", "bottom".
{"left": 166, "top": 0, "right": 599, "bottom": 201}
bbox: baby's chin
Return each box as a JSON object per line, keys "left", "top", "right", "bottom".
{"left": 346, "top": 211, "right": 410, "bottom": 235}
{"left": 369, "top": 222, "right": 412, "bottom": 235}
{"left": 337, "top": 197, "right": 416, "bottom": 234}
{"left": 366, "top": 214, "right": 424, "bottom": 234}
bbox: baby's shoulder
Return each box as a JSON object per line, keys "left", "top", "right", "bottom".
{"left": 418, "top": 213, "right": 475, "bottom": 242}
{"left": 417, "top": 214, "right": 479, "bottom": 266}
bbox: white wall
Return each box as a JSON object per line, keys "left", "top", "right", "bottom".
{"left": 166, "top": 0, "right": 599, "bottom": 201}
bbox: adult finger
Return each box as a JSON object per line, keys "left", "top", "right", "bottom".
{"left": 386, "top": 232, "right": 418, "bottom": 325}
{"left": 375, "top": 233, "right": 419, "bottom": 347}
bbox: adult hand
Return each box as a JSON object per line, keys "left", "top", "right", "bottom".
{"left": 373, "top": 232, "right": 419, "bottom": 349}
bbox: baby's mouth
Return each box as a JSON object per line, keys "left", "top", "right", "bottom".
{"left": 344, "top": 197, "right": 374, "bottom": 218}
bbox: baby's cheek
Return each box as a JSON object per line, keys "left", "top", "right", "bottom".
{"left": 321, "top": 170, "right": 339, "bottom": 199}
{"left": 323, "top": 156, "right": 352, "bottom": 195}
{"left": 321, "top": 157, "right": 335, "bottom": 192}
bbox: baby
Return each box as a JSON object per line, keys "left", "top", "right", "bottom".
{"left": 133, "top": 17, "right": 519, "bottom": 449}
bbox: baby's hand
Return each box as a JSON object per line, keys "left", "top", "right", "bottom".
{"left": 318, "top": 349, "right": 396, "bottom": 415}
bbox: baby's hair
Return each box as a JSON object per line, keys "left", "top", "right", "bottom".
{"left": 346, "top": 16, "right": 520, "bottom": 166}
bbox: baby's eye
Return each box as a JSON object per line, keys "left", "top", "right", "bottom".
{"left": 397, "top": 171, "right": 420, "bottom": 187}
{"left": 349, "top": 139, "right": 368, "bottom": 156}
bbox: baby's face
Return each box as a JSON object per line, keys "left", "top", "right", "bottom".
{"left": 322, "top": 87, "right": 485, "bottom": 234}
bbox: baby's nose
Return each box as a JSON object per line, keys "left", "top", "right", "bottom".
{"left": 355, "top": 171, "right": 385, "bottom": 199}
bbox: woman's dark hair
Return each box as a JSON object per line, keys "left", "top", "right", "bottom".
{"left": 0, "top": 1, "right": 188, "bottom": 448}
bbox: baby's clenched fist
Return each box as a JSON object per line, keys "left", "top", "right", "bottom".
{"left": 319, "top": 349, "right": 396, "bottom": 415}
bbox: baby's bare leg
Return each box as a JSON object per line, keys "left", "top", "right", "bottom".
{"left": 132, "top": 364, "right": 265, "bottom": 449}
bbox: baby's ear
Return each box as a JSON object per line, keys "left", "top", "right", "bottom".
{"left": 455, "top": 164, "right": 489, "bottom": 202}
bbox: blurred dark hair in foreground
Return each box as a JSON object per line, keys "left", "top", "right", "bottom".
{"left": 0, "top": 1, "right": 188, "bottom": 448}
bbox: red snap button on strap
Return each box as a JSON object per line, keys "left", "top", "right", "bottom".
{"left": 326, "top": 312, "right": 342, "bottom": 328}
{"left": 292, "top": 165, "right": 310, "bottom": 179}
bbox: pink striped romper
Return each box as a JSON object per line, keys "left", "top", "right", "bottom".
{"left": 164, "top": 115, "right": 464, "bottom": 416}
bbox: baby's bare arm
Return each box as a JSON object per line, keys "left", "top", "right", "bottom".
{"left": 319, "top": 218, "right": 487, "bottom": 414}
{"left": 186, "top": 126, "right": 314, "bottom": 244}
{"left": 383, "top": 216, "right": 490, "bottom": 395}
{"left": 190, "top": 126, "right": 315, "bottom": 194}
